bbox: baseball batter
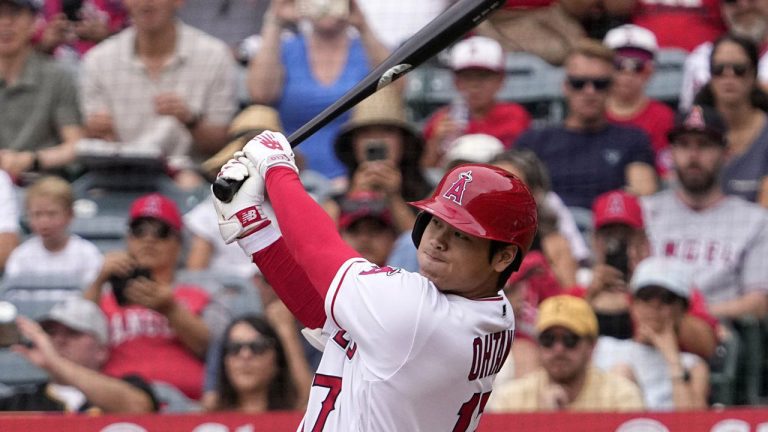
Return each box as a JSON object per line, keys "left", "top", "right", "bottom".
{"left": 212, "top": 131, "right": 537, "bottom": 431}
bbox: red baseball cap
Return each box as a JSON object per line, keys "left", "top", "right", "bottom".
{"left": 128, "top": 193, "right": 182, "bottom": 232}
{"left": 338, "top": 192, "right": 394, "bottom": 231}
{"left": 592, "top": 190, "right": 643, "bottom": 230}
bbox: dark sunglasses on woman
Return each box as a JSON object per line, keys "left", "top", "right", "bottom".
{"left": 224, "top": 339, "right": 274, "bottom": 356}
{"left": 710, "top": 62, "right": 750, "bottom": 78}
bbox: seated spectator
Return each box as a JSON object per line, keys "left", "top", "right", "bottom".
{"left": 0, "top": 297, "right": 157, "bottom": 413}
{"left": 642, "top": 105, "right": 768, "bottom": 320}
{"left": 0, "top": 169, "right": 19, "bottom": 271}
{"left": 206, "top": 304, "right": 312, "bottom": 412}
{"left": 85, "top": 194, "right": 229, "bottom": 400}
{"left": 694, "top": 35, "right": 768, "bottom": 205}
{"left": 248, "top": 0, "right": 390, "bottom": 181}
{"left": 604, "top": 24, "right": 675, "bottom": 178}
{"left": 443, "top": 133, "right": 505, "bottom": 171}
{"left": 0, "top": 0, "right": 83, "bottom": 178}
{"left": 4, "top": 176, "right": 102, "bottom": 288}
{"left": 594, "top": 257, "right": 710, "bottom": 411}
{"left": 338, "top": 192, "right": 398, "bottom": 267}
{"left": 631, "top": 0, "right": 725, "bottom": 52}
{"left": 422, "top": 36, "right": 531, "bottom": 167}
{"left": 680, "top": 0, "right": 768, "bottom": 111}
{"left": 80, "top": 0, "right": 237, "bottom": 189}
{"left": 334, "top": 86, "right": 431, "bottom": 232}
{"left": 488, "top": 295, "right": 644, "bottom": 412}
{"left": 515, "top": 39, "right": 657, "bottom": 209}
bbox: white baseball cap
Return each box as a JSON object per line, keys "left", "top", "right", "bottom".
{"left": 629, "top": 256, "right": 693, "bottom": 300}
{"left": 445, "top": 134, "right": 505, "bottom": 164}
{"left": 604, "top": 24, "right": 658, "bottom": 59}
{"left": 450, "top": 36, "right": 505, "bottom": 73}
{"left": 40, "top": 297, "right": 108, "bottom": 344}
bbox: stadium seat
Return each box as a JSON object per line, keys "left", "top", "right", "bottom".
{"left": 0, "top": 274, "right": 84, "bottom": 319}
{"left": 646, "top": 49, "right": 688, "bottom": 107}
{"left": 708, "top": 329, "right": 740, "bottom": 406}
{"left": 0, "top": 349, "right": 47, "bottom": 388}
{"left": 175, "top": 270, "right": 262, "bottom": 319}
{"left": 151, "top": 381, "right": 201, "bottom": 413}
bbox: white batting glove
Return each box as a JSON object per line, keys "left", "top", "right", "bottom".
{"left": 212, "top": 156, "right": 272, "bottom": 244}
{"left": 241, "top": 131, "right": 299, "bottom": 178}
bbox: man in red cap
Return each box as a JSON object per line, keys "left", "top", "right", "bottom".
{"left": 85, "top": 193, "right": 227, "bottom": 401}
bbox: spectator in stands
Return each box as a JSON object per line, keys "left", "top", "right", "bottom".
{"left": 85, "top": 193, "right": 229, "bottom": 400}
{"left": 338, "top": 192, "right": 398, "bottom": 267}
{"left": 3, "top": 176, "right": 102, "bottom": 288}
{"left": 334, "top": 86, "right": 431, "bottom": 232}
{"left": 642, "top": 105, "right": 768, "bottom": 320}
{"left": 604, "top": 24, "right": 675, "bottom": 178}
{"left": 694, "top": 35, "right": 768, "bottom": 205}
{"left": 207, "top": 304, "right": 313, "bottom": 412}
{"left": 515, "top": 39, "right": 657, "bottom": 209}
{"left": 0, "top": 297, "right": 157, "bottom": 413}
{"left": 356, "top": 0, "right": 449, "bottom": 50}
{"left": 630, "top": 0, "right": 726, "bottom": 52}
{"left": 80, "top": 0, "right": 237, "bottom": 189}
{"left": 37, "top": 0, "right": 128, "bottom": 62}
{"left": 422, "top": 36, "right": 531, "bottom": 168}
{"left": 680, "top": 0, "right": 768, "bottom": 111}
{"left": 443, "top": 133, "right": 505, "bottom": 171}
{"left": 488, "top": 295, "right": 644, "bottom": 412}
{"left": 594, "top": 257, "right": 710, "bottom": 411}
{"left": 0, "top": 0, "right": 83, "bottom": 178}
{"left": 0, "top": 169, "right": 19, "bottom": 272}
{"left": 248, "top": 0, "right": 390, "bottom": 181}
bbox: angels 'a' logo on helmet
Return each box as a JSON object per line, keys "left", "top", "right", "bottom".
{"left": 442, "top": 170, "right": 473, "bottom": 205}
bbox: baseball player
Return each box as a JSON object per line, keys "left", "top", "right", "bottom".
{"left": 212, "top": 131, "right": 537, "bottom": 431}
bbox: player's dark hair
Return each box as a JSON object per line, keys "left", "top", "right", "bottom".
{"left": 214, "top": 314, "right": 297, "bottom": 411}
{"left": 490, "top": 240, "right": 521, "bottom": 289}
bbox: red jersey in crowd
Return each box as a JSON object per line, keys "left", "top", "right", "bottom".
{"left": 632, "top": 0, "right": 725, "bottom": 52}
{"left": 607, "top": 99, "right": 675, "bottom": 176}
{"left": 423, "top": 102, "right": 532, "bottom": 149}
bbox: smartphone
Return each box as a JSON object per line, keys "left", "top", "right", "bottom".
{"left": 604, "top": 238, "right": 629, "bottom": 280}
{"left": 109, "top": 267, "right": 152, "bottom": 307}
{"left": 364, "top": 141, "right": 389, "bottom": 161}
{"left": 62, "top": 0, "right": 84, "bottom": 21}
{"left": 0, "top": 301, "right": 20, "bottom": 349}
{"left": 296, "top": 0, "right": 349, "bottom": 20}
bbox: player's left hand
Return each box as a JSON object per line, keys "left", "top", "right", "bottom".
{"left": 212, "top": 156, "right": 272, "bottom": 244}
{"left": 241, "top": 131, "right": 298, "bottom": 178}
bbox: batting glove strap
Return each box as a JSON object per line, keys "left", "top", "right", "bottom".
{"left": 237, "top": 223, "right": 281, "bottom": 255}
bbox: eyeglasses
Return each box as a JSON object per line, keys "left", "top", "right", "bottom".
{"left": 538, "top": 331, "right": 582, "bottom": 349}
{"left": 566, "top": 76, "right": 612, "bottom": 91}
{"left": 710, "top": 62, "right": 750, "bottom": 78}
{"left": 634, "top": 286, "right": 682, "bottom": 305}
{"left": 224, "top": 339, "right": 274, "bottom": 356}
{"left": 614, "top": 57, "right": 648, "bottom": 73}
{"left": 129, "top": 221, "right": 174, "bottom": 239}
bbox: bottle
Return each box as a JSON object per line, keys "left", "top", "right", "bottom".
{"left": 443, "top": 95, "right": 469, "bottom": 153}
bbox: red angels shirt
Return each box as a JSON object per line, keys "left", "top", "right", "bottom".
{"left": 632, "top": 0, "right": 725, "bottom": 52}
{"left": 100, "top": 285, "right": 210, "bottom": 400}
{"left": 423, "top": 102, "right": 532, "bottom": 149}
{"left": 607, "top": 99, "right": 675, "bottom": 176}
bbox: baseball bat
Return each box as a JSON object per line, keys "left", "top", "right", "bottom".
{"left": 213, "top": 0, "right": 505, "bottom": 202}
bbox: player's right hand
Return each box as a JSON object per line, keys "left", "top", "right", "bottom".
{"left": 241, "top": 131, "right": 299, "bottom": 178}
{"left": 212, "top": 156, "right": 272, "bottom": 244}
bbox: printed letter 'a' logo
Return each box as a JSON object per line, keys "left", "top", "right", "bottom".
{"left": 443, "top": 170, "right": 473, "bottom": 205}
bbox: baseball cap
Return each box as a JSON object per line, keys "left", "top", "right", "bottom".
{"left": 445, "top": 134, "right": 505, "bottom": 165}
{"left": 536, "top": 295, "right": 598, "bottom": 338}
{"left": 667, "top": 105, "right": 727, "bottom": 145}
{"left": 338, "top": 192, "right": 394, "bottom": 231}
{"left": 450, "top": 36, "right": 505, "bottom": 73}
{"left": 629, "top": 256, "right": 693, "bottom": 300}
{"left": 603, "top": 24, "right": 658, "bottom": 60}
{"left": 592, "top": 190, "right": 644, "bottom": 230}
{"left": 1, "top": 0, "right": 42, "bottom": 12}
{"left": 128, "top": 193, "right": 182, "bottom": 232}
{"left": 40, "top": 297, "right": 108, "bottom": 345}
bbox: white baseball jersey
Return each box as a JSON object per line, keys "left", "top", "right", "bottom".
{"left": 300, "top": 258, "right": 515, "bottom": 432}
{"left": 641, "top": 190, "right": 768, "bottom": 305}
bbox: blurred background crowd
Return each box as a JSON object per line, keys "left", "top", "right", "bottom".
{"left": 0, "top": 0, "right": 768, "bottom": 417}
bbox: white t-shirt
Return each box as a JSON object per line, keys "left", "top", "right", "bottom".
{"left": 0, "top": 171, "right": 19, "bottom": 234}
{"left": 4, "top": 234, "right": 103, "bottom": 288}
{"left": 300, "top": 259, "right": 515, "bottom": 431}
{"left": 545, "top": 191, "right": 591, "bottom": 263}
{"left": 641, "top": 190, "right": 768, "bottom": 305}
{"left": 357, "top": 0, "right": 449, "bottom": 49}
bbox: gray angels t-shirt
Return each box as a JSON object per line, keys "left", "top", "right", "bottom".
{"left": 721, "top": 117, "right": 768, "bottom": 203}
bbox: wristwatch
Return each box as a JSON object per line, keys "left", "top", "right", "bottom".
{"left": 672, "top": 369, "right": 691, "bottom": 383}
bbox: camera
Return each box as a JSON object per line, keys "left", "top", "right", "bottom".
{"left": 109, "top": 267, "right": 152, "bottom": 307}
{"left": 604, "top": 237, "right": 629, "bottom": 280}
{"left": 364, "top": 140, "right": 389, "bottom": 161}
{"left": 62, "top": 0, "right": 84, "bottom": 21}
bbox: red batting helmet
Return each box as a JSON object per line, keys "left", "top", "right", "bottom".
{"left": 409, "top": 163, "right": 538, "bottom": 256}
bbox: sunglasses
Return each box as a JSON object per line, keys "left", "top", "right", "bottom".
{"left": 224, "top": 339, "right": 274, "bottom": 356}
{"left": 567, "top": 76, "right": 612, "bottom": 91}
{"left": 538, "top": 331, "right": 582, "bottom": 349}
{"left": 634, "top": 286, "right": 683, "bottom": 305}
{"left": 614, "top": 57, "right": 648, "bottom": 73}
{"left": 710, "top": 62, "right": 750, "bottom": 78}
{"left": 129, "top": 220, "right": 174, "bottom": 239}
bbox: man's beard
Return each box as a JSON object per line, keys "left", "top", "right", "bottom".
{"left": 677, "top": 165, "right": 719, "bottom": 196}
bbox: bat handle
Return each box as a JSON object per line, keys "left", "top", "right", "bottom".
{"left": 212, "top": 177, "right": 242, "bottom": 203}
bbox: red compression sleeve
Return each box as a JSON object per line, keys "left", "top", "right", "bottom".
{"left": 251, "top": 238, "right": 326, "bottom": 328}
{"left": 266, "top": 167, "right": 359, "bottom": 296}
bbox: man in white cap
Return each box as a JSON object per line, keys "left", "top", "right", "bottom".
{"left": 604, "top": 24, "right": 675, "bottom": 179}
{"left": 0, "top": 297, "right": 157, "bottom": 413}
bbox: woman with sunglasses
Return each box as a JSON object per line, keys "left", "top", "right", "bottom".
{"left": 694, "top": 34, "right": 768, "bottom": 206}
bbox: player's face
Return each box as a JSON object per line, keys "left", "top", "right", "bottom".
{"left": 538, "top": 326, "right": 594, "bottom": 384}
{"left": 454, "top": 68, "right": 504, "bottom": 112}
{"left": 126, "top": 219, "right": 181, "bottom": 271}
{"left": 340, "top": 218, "right": 396, "bottom": 267}
{"left": 26, "top": 197, "right": 72, "bottom": 246}
{"left": 723, "top": 0, "right": 768, "bottom": 42}
{"left": 710, "top": 40, "right": 755, "bottom": 106}
{"left": 671, "top": 133, "right": 725, "bottom": 195}
{"left": 0, "top": 3, "right": 35, "bottom": 57}
{"left": 224, "top": 322, "right": 278, "bottom": 395}
{"left": 124, "top": 0, "right": 181, "bottom": 34}
{"left": 417, "top": 216, "right": 510, "bottom": 298}
{"left": 45, "top": 322, "right": 106, "bottom": 370}
{"left": 564, "top": 54, "right": 612, "bottom": 125}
